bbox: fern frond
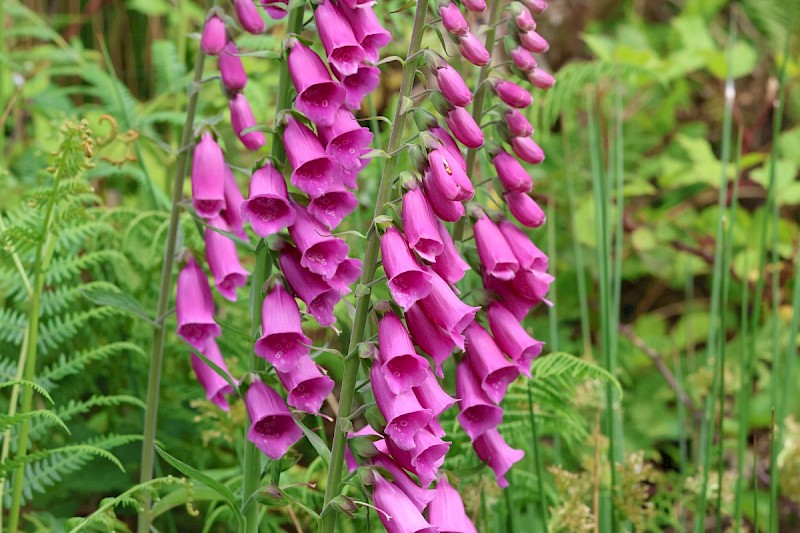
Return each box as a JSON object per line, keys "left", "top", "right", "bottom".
{"left": 151, "top": 40, "right": 187, "bottom": 94}
{"left": 29, "top": 395, "right": 145, "bottom": 440}
{"left": 37, "top": 307, "right": 125, "bottom": 352}
{"left": 0, "top": 379, "right": 53, "bottom": 404}
{"left": 0, "top": 410, "right": 69, "bottom": 435}
{"left": 38, "top": 341, "right": 146, "bottom": 387}
{"left": 44, "top": 250, "right": 128, "bottom": 285}
{"left": 36, "top": 281, "right": 119, "bottom": 317}
{"left": 0, "top": 307, "right": 27, "bottom": 346}
{"left": 0, "top": 443, "right": 125, "bottom": 478}
{"left": 531, "top": 352, "right": 622, "bottom": 395}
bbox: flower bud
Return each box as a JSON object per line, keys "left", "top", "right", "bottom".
{"left": 191, "top": 132, "right": 226, "bottom": 219}
{"left": 510, "top": 135, "right": 545, "bottom": 164}
{"left": 510, "top": 46, "right": 537, "bottom": 72}
{"left": 229, "top": 93, "right": 266, "bottom": 150}
{"left": 205, "top": 217, "right": 249, "bottom": 301}
{"left": 439, "top": 2, "right": 469, "bottom": 35}
{"left": 493, "top": 150, "right": 533, "bottom": 193}
{"left": 220, "top": 41, "right": 248, "bottom": 91}
{"left": 201, "top": 15, "right": 226, "bottom": 55}
{"left": 528, "top": 67, "right": 556, "bottom": 90}
{"left": 462, "top": 0, "right": 486, "bottom": 12}
{"left": 504, "top": 109, "right": 534, "bottom": 137}
{"left": 519, "top": 29, "right": 549, "bottom": 53}
{"left": 434, "top": 63, "right": 473, "bottom": 107}
{"left": 458, "top": 32, "right": 491, "bottom": 66}
{"left": 512, "top": 4, "right": 536, "bottom": 31}
{"left": 505, "top": 191, "right": 546, "bottom": 228}
{"left": 446, "top": 107, "right": 484, "bottom": 149}
{"left": 493, "top": 79, "right": 532, "bottom": 108}
{"left": 233, "top": 0, "right": 266, "bottom": 34}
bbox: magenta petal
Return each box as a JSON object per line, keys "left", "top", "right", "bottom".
{"left": 429, "top": 475, "right": 479, "bottom": 533}
{"left": 474, "top": 215, "right": 520, "bottom": 281}
{"left": 486, "top": 302, "right": 543, "bottom": 377}
{"left": 512, "top": 269, "right": 554, "bottom": 303}
{"left": 473, "top": 428, "right": 525, "bottom": 488}
{"left": 328, "top": 257, "right": 362, "bottom": 295}
{"left": 428, "top": 148, "right": 473, "bottom": 201}
{"left": 245, "top": 380, "right": 303, "bottom": 460}
{"left": 519, "top": 29, "right": 549, "bottom": 53}
{"left": 205, "top": 218, "right": 249, "bottom": 301}
{"left": 464, "top": 323, "right": 520, "bottom": 404}
{"left": 505, "top": 191, "right": 546, "bottom": 228}
{"left": 377, "top": 314, "right": 430, "bottom": 394}
{"left": 514, "top": 5, "right": 537, "bottom": 31}
{"left": 436, "top": 64, "right": 473, "bottom": 107}
{"left": 458, "top": 32, "right": 491, "bottom": 66}
{"left": 370, "top": 364, "right": 432, "bottom": 450}
{"left": 405, "top": 304, "right": 456, "bottom": 378}
{"left": 315, "top": 0, "right": 365, "bottom": 76}
{"left": 308, "top": 184, "right": 358, "bottom": 230}
{"left": 254, "top": 283, "right": 312, "bottom": 372}
{"left": 419, "top": 269, "right": 479, "bottom": 340}
{"left": 289, "top": 204, "right": 350, "bottom": 279}
{"left": 386, "top": 428, "right": 450, "bottom": 487}
{"left": 430, "top": 220, "right": 470, "bottom": 286}
{"left": 522, "top": 0, "right": 548, "bottom": 13}
{"left": 283, "top": 117, "right": 341, "bottom": 196}
{"left": 493, "top": 150, "right": 533, "bottom": 193}
{"left": 462, "top": 0, "right": 486, "bottom": 12}
{"left": 456, "top": 362, "right": 503, "bottom": 440}
{"left": 191, "top": 132, "right": 226, "bottom": 219}
{"left": 494, "top": 80, "right": 532, "bottom": 109}
{"left": 422, "top": 172, "right": 466, "bottom": 223}
{"left": 222, "top": 167, "right": 247, "bottom": 239}
{"left": 413, "top": 368, "right": 457, "bottom": 417}
{"left": 242, "top": 163, "right": 296, "bottom": 237}
{"left": 219, "top": 41, "right": 248, "bottom": 91}
{"left": 191, "top": 339, "right": 235, "bottom": 411}
{"left": 279, "top": 247, "right": 341, "bottom": 327}
{"left": 381, "top": 227, "right": 433, "bottom": 310}
{"left": 439, "top": 2, "right": 468, "bottom": 35}
{"left": 372, "top": 473, "right": 438, "bottom": 533}
{"left": 504, "top": 109, "right": 534, "bottom": 137}
{"left": 277, "top": 355, "right": 335, "bottom": 414}
{"left": 201, "top": 15, "right": 226, "bottom": 55}
{"left": 446, "top": 107, "right": 484, "bottom": 149}
{"left": 229, "top": 93, "right": 266, "bottom": 150}
{"left": 528, "top": 68, "right": 556, "bottom": 90}
{"left": 318, "top": 108, "right": 374, "bottom": 170}
{"left": 288, "top": 41, "right": 346, "bottom": 126}
{"left": 430, "top": 126, "right": 466, "bottom": 170}
{"left": 510, "top": 46, "right": 538, "bottom": 72}
{"left": 260, "top": 0, "right": 288, "bottom": 19}
{"left": 498, "top": 219, "right": 548, "bottom": 270}
{"left": 340, "top": 3, "right": 391, "bottom": 63}
{"left": 233, "top": 0, "right": 266, "bottom": 34}
{"left": 176, "top": 257, "right": 220, "bottom": 350}
{"left": 333, "top": 63, "right": 381, "bottom": 110}
{"left": 372, "top": 454, "right": 435, "bottom": 512}
{"left": 402, "top": 188, "right": 444, "bottom": 261}
{"left": 483, "top": 276, "right": 540, "bottom": 320}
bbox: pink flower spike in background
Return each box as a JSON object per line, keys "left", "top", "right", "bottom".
{"left": 254, "top": 283, "right": 312, "bottom": 372}
{"left": 204, "top": 217, "right": 249, "bottom": 301}
{"left": 191, "top": 132, "right": 226, "bottom": 219}
{"left": 219, "top": 41, "right": 248, "bottom": 91}
{"left": 245, "top": 379, "right": 303, "bottom": 460}
{"left": 229, "top": 93, "right": 266, "bottom": 150}
{"left": 176, "top": 257, "right": 221, "bottom": 350}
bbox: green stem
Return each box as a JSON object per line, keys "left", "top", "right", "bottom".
{"left": 137, "top": 15, "right": 209, "bottom": 532}
{"left": 318, "top": 2, "right": 430, "bottom": 531}
{"left": 452, "top": 0, "right": 504, "bottom": 241}
{"left": 527, "top": 381, "right": 549, "bottom": 530}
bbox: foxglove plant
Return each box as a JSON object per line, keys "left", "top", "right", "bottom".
{"left": 139, "top": 0, "right": 556, "bottom": 531}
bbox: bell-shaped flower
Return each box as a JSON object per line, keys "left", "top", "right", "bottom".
{"left": 279, "top": 247, "right": 341, "bottom": 327}
{"left": 493, "top": 150, "right": 533, "bottom": 193}
{"left": 512, "top": 269, "right": 554, "bottom": 303}
{"left": 510, "top": 135, "right": 545, "bottom": 164}
{"left": 371, "top": 364, "right": 432, "bottom": 450}
{"left": 487, "top": 302, "right": 543, "bottom": 377}
{"left": 233, "top": 0, "right": 266, "bottom": 34}
{"left": 429, "top": 474, "right": 479, "bottom": 533}
{"left": 340, "top": 4, "right": 391, "bottom": 63}
{"left": 288, "top": 41, "right": 346, "bottom": 126}
{"left": 493, "top": 79, "right": 532, "bottom": 109}
{"left": 473, "top": 428, "right": 525, "bottom": 488}
{"left": 456, "top": 362, "right": 503, "bottom": 440}
{"left": 176, "top": 257, "right": 220, "bottom": 350}
{"left": 462, "top": 0, "right": 486, "bottom": 12}
{"left": 519, "top": 29, "right": 549, "bottom": 53}
{"left": 191, "top": 339, "right": 235, "bottom": 411}
{"left": 458, "top": 32, "right": 491, "bottom": 66}
{"left": 308, "top": 182, "right": 358, "bottom": 230}
{"left": 315, "top": 0, "right": 365, "bottom": 76}
{"left": 430, "top": 126, "right": 466, "bottom": 170}
{"left": 289, "top": 204, "right": 350, "bottom": 279}
{"left": 318, "top": 108, "right": 374, "bottom": 170}
{"left": 371, "top": 473, "right": 438, "bottom": 533}
{"left": 332, "top": 63, "right": 381, "bottom": 110}
{"left": 260, "top": 0, "right": 288, "bottom": 19}
{"left": 381, "top": 226, "right": 432, "bottom": 310}
{"left": 428, "top": 148, "right": 474, "bottom": 201}
{"left": 510, "top": 46, "right": 537, "bottom": 72}
{"left": 419, "top": 269, "right": 479, "bottom": 341}
{"left": 528, "top": 68, "right": 556, "bottom": 90}
{"left": 276, "top": 355, "right": 335, "bottom": 414}
{"left": 371, "top": 454, "right": 435, "bottom": 512}
{"left": 422, "top": 172, "right": 466, "bottom": 222}
{"left": 484, "top": 276, "right": 540, "bottom": 320}
{"left": 219, "top": 41, "right": 248, "bottom": 91}
{"left": 229, "top": 93, "right": 266, "bottom": 150}
{"left": 498, "top": 219, "right": 548, "bottom": 271}
{"left": 446, "top": 106, "right": 484, "bottom": 149}
{"left": 439, "top": 2, "right": 468, "bottom": 35}
{"left": 201, "top": 15, "right": 226, "bottom": 55}
{"left": 222, "top": 166, "right": 247, "bottom": 239}
{"left": 504, "top": 109, "right": 534, "bottom": 137}
{"left": 402, "top": 187, "right": 444, "bottom": 261}
{"left": 205, "top": 218, "right": 249, "bottom": 301}
{"left": 405, "top": 304, "right": 456, "bottom": 378}
{"left": 328, "top": 257, "right": 362, "bottom": 295}
{"left": 430, "top": 220, "right": 470, "bottom": 285}
{"left": 464, "top": 322, "right": 520, "bottom": 404}
{"left": 245, "top": 379, "right": 303, "bottom": 460}
{"left": 474, "top": 215, "right": 519, "bottom": 281}
{"left": 283, "top": 117, "right": 341, "bottom": 196}
{"left": 241, "top": 162, "right": 296, "bottom": 237}
{"left": 413, "top": 369, "right": 457, "bottom": 417}
{"left": 385, "top": 427, "right": 450, "bottom": 487}
{"left": 254, "top": 283, "right": 312, "bottom": 372}
{"left": 191, "top": 132, "right": 225, "bottom": 219}
{"left": 377, "top": 313, "right": 430, "bottom": 394}
{"left": 435, "top": 64, "right": 472, "bottom": 107}
{"left": 505, "top": 191, "right": 546, "bottom": 227}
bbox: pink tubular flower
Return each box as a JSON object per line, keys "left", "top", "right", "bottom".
{"left": 405, "top": 304, "right": 456, "bottom": 378}
{"left": 201, "top": 15, "right": 226, "bottom": 55}
{"left": 510, "top": 46, "right": 537, "bottom": 72}
{"left": 419, "top": 269, "right": 479, "bottom": 341}
{"left": 511, "top": 135, "right": 545, "bottom": 164}
{"left": 413, "top": 369, "right": 457, "bottom": 417}
{"left": 254, "top": 283, "right": 311, "bottom": 372}
{"left": 372, "top": 454, "right": 435, "bottom": 512}
{"left": 222, "top": 167, "right": 247, "bottom": 239}
{"left": 439, "top": 2, "right": 468, "bottom": 35}
{"left": 514, "top": 5, "right": 536, "bottom": 31}
{"left": 428, "top": 148, "right": 474, "bottom": 201}
{"left": 318, "top": 108, "right": 374, "bottom": 170}
{"left": 289, "top": 204, "right": 350, "bottom": 279}
{"left": 288, "top": 41, "right": 346, "bottom": 126}
{"left": 504, "top": 109, "right": 534, "bottom": 137}
{"left": 276, "top": 355, "right": 335, "bottom": 414}
{"left": 283, "top": 117, "right": 340, "bottom": 196}
{"left": 505, "top": 191, "right": 546, "bottom": 227}
{"left": 429, "top": 475, "right": 479, "bottom": 533}
{"left": 493, "top": 80, "right": 532, "bottom": 108}
{"left": 402, "top": 187, "right": 444, "bottom": 261}
{"left": 458, "top": 32, "right": 491, "bottom": 66}
{"left": 456, "top": 361, "right": 503, "bottom": 440}
{"left": 332, "top": 64, "right": 381, "bottom": 110}
{"left": 205, "top": 218, "right": 249, "bottom": 301}
{"left": 498, "top": 220, "right": 548, "bottom": 270}
{"left": 431, "top": 220, "right": 470, "bottom": 285}
{"left": 430, "top": 126, "right": 466, "bottom": 170}
{"left": 260, "top": 0, "right": 288, "bottom": 19}
{"left": 377, "top": 314, "right": 430, "bottom": 394}
{"left": 474, "top": 215, "right": 519, "bottom": 281}
{"left": 241, "top": 163, "right": 295, "bottom": 237}
{"left": 233, "top": 0, "right": 266, "bottom": 34}
{"left": 315, "top": 0, "right": 365, "bottom": 76}
{"left": 385, "top": 427, "right": 450, "bottom": 487}
{"left": 528, "top": 68, "right": 556, "bottom": 90}
{"left": 372, "top": 473, "right": 438, "bottom": 533}
{"left": 446, "top": 107, "right": 484, "bottom": 149}
{"left": 462, "top": 0, "right": 486, "bottom": 12}
{"left": 191, "top": 132, "right": 225, "bottom": 219}
{"left": 229, "top": 93, "right": 266, "bottom": 150}
{"left": 487, "top": 302, "right": 542, "bottom": 377}
{"left": 177, "top": 257, "right": 220, "bottom": 350}
{"left": 370, "top": 364, "right": 432, "bottom": 450}
{"left": 464, "top": 322, "right": 520, "bottom": 403}
{"left": 328, "top": 257, "right": 362, "bottom": 295}
{"left": 308, "top": 183, "right": 358, "bottom": 230}
{"left": 522, "top": 0, "right": 548, "bottom": 13}
{"left": 519, "top": 30, "right": 549, "bottom": 53}
{"left": 245, "top": 379, "right": 303, "bottom": 460}
{"left": 512, "top": 269, "right": 554, "bottom": 303}
{"left": 493, "top": 150, "right": 533, "bottom": 193}
{"left": 423, "top": 172, "right": 466, "bottom": 222}
{"left": 435, "top": 64, "right": 472, "bottom": 107}
{"left": 191, "top": 339, "right": 235, "bottom": 411}
{"left": 473, "top": 428, "right": 525, "bottom": 488}
{"left": 339, "top": 4, "right": 391, "bottom": 63}
{"left": 484, "top": 276, "right": 541, "bottom": 320}
{"left": 381, "top": 226, "right": 433, "bottom": 310}
{"left": 220, "top": 41, "right": 248, "bottom": 91}
{"left": 279, "top": 247, "right": 340, "bottom": 327}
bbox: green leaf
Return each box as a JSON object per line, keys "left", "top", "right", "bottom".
{"left": 0, "top": 379, "right": 53, "bottom": 404}
{"left": 294, "top": 417, "right": 331, "bottom": 465}
{"left": 531, "top": 352, "right": 623, "bottom": 397}
{"left": 391, "top": 0, "right": 416, "bottom": 13}
{"left": 80, "top": 287, "right": 154, "bottom": 324}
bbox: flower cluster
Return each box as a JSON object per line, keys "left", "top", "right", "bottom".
{"left": 177, "top": 0, "right": 389, "bottom": 459}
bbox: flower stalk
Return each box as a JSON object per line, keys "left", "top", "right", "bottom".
{"left": 318, "top": 0, "right": 431, "bottom": 530}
